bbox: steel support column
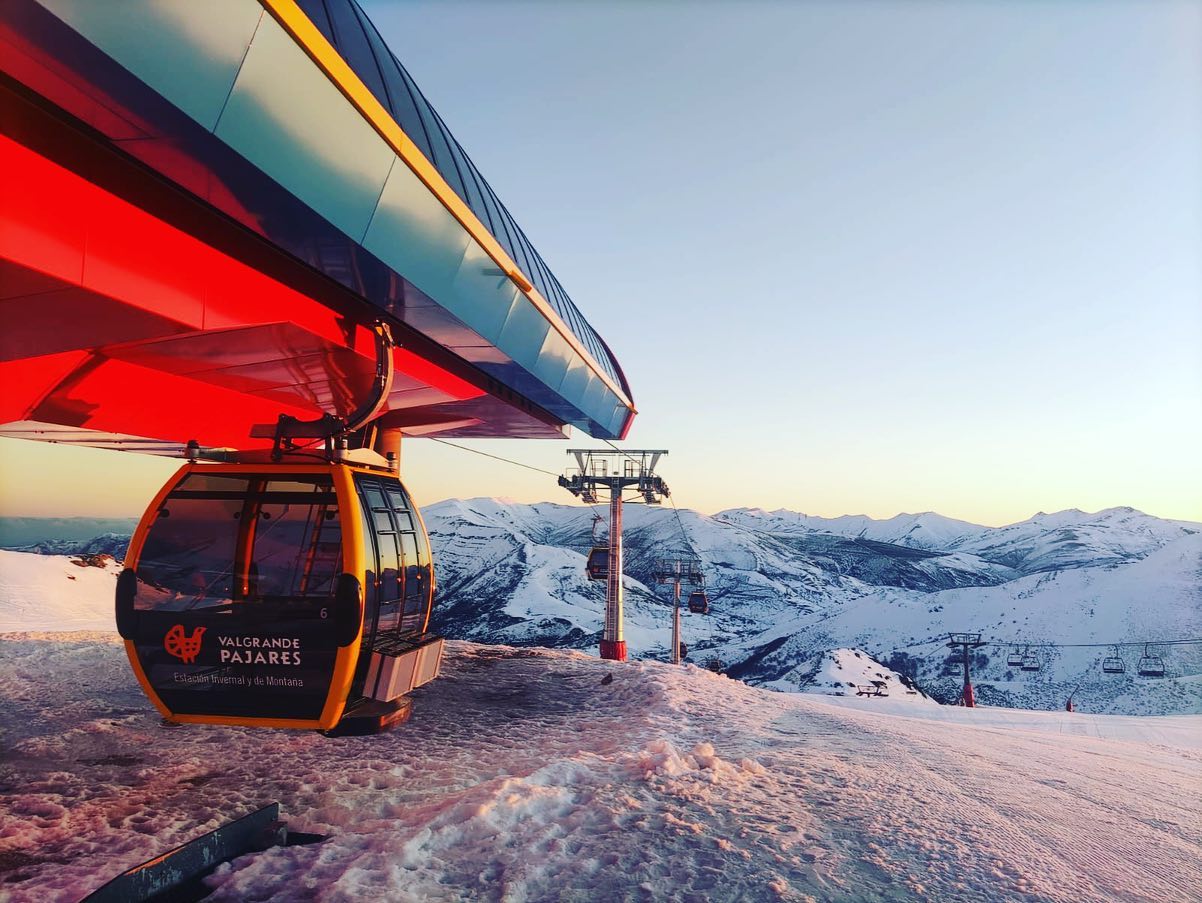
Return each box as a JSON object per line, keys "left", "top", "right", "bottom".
{"left": 672, "top": 580, "right": 682, "bottom": 665}
{"left": 600, "top": 480, "right": 626, "bottom": 661}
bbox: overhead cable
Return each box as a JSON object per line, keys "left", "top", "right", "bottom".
{"left": 425, "top": 436, "right": 559, "bottom": 476}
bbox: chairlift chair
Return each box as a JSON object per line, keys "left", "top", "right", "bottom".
{"left": 855, "top": 680, "right": 889, "bottom": 698}
{"left": 1137, "top": 645, "right": 1165, "bottom": 678}
{"left": 1007, "top": 647, "right": 1024, "bottom": 668}
{"left": 1102, "top": 647, "right": 1125, "bottom": 675}
{"left": 1020, "top": 650, "right": 1041, "bottom": 672}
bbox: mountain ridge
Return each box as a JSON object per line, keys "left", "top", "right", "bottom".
{"left": 419, "top": 498, "right": 1200, "bottom": 714}
{"left": 4, "top": 502, "right": 1198, "bottom": 714}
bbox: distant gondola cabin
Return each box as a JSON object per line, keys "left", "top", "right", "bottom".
{"left": 586, "top": 547, "right": 609, "bottom": 581}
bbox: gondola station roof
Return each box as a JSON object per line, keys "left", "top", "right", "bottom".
{"left": 0, "top": 0, "right": 636, "bottom": 454}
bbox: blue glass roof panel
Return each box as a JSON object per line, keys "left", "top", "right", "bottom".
{"left": 310, "top": 0, "right": 624, "bottom": 391}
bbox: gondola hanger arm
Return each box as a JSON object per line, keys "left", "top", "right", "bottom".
{"left": 249, "top": 321, "right": 396, "bottom": 459}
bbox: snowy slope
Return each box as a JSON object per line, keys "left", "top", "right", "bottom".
{"left": 7, "top": 533, "right": 130, "bottom": 559}
{"left": 0, "top": 517, "right": 138, "bottom": 548}
{"left": 0, "top": 550, "right": 120, "bottom": 632}
{"left": 732, "top": 535, "right": 1202, "bottom": 714}
{"left": 424, "top": 498, "right": 1022, "bottom": 661}
{"left": 422, "top": 500, "right": 1201, "bottom": 714}
{"left": 0, "top": 637, "right": 1198, "bottom": 902}
{"left": 949, "top": 506, "right": 1200, "bottom": 573}
{"left": 716, "top": 505, "right": 1200, "bottom": 574}
{"left": 773, "top": 647, "right": 937, "bottom": 704}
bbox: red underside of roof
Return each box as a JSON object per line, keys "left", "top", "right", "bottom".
{"left": 0, "top": 131, "right": 503, "bottom": 450}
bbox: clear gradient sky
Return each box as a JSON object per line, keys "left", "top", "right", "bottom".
{"left": 1, "top": 0, "right": 1199, "bottom": 525}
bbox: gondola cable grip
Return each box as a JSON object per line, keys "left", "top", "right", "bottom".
{"left": 252, "top": 321, "right": 397, "bottom": 461}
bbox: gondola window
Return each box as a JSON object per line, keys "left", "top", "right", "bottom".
{"left": 134, "top": 473, "right": 342, "bottom": 613}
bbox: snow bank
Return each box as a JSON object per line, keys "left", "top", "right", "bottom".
{"left": 0, "top": 549, "right": 118, "bottom": 632}
{"left": 0, "top": 637, "right": 1198, "bottom": 902}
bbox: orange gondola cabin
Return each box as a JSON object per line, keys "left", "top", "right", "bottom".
{"left": 116, "top": 456, "right": 442, "bottom": 734}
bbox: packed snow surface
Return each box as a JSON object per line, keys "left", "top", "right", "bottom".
{"left": 1, "top": 635, "right": 1199, "bottom": 902}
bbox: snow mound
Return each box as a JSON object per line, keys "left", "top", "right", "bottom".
{"left": 786, "top": 648, "right": 936, "bottom": 703}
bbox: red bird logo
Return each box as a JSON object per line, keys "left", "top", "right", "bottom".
{"left": 164, "top": 625, "right": 206, "bottom": 663}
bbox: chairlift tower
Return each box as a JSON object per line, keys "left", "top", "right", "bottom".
{"left": 559, "top": 449, "right": 670, "bottom": 661}
{"left": 651, "top": 556, "right": 704, "bottom": 665}
{"left": 946, "top": 632, "right": 986, "bottom": 707}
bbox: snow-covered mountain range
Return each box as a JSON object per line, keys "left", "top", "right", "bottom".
{"left": 422, "top": 501, "right": 1201, "bottom": 715}
{"left": 3, "top": 503, "right": 1199, "bottom": 715}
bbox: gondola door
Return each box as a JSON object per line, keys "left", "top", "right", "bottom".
{"left": 349, "top": 474, "right": 436, "bottom": 702}
{"left": 118, "top": 464, "right": 365, "bottom": 729}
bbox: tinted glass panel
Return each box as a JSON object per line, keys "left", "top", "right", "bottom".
{"left": 423, "top": 111, "right": 468, "bottom": 200}
{"left": 375, "top": 529, "right": 401, "bottom": 632}
{"left": 325, "top": 0, "right": 391, "bottom": 111}
{"left": 527, "top": 249, "right": 554, "bottom": 307}
{"left": 357, "top": 474, "right": 431, "bottom": 640}
{"left": 135, "top": 473, "right": 341, "bottom": 612}
{"left": 354, "top": 5, "right": 436, "bottom": 163}
{"left": 295, "top": 0, "right": 336, "bottom": 44}
{"left": 359, "top": 501, "right": 378, "bottom": 623}
{"left": 392, "top": 71, "right": 464, "bottom": 199}
{"left": 497, "top": 206, "right": 534, "bottom": 280}
{"left": 372, "top": 508, "right": 394, "bottom": 533}
{"left": 478, "top": 183, "right": 512, "bottom": 257}
{"left": 252, "top": 480, "right": 343, "bottom": 601}
{"left": 460, "top": 161, "right": 497, "bottom": 233}
{"left": 481, "top": 182, "right": 520, "bottom": 264}
{"left": 400, "top": 533, "right": 420, "bottom": 585}
{"left": 450, "top": 146, "right": 492, "bottom": 229}
{"left": 376, "top": 530, "right": 401, "bottom": 598}
{"left": 399, "top": 533, "right": 422, "bottom": 629}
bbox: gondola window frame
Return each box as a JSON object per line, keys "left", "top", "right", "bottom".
{"left": 358, "top": 480, "right": 404, "bottom": 637}
{"left": 354, "top": 475, "right": 433, "bottom": 644}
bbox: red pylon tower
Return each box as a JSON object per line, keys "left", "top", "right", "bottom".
{"left": 559, "top": 449, "right": 669, "bottom": 661}
{"left": 652, "top": 556, "right": 704, "bottom": 664}
{"left": 946, "top": 632, "right": 986, "bottom": 707}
